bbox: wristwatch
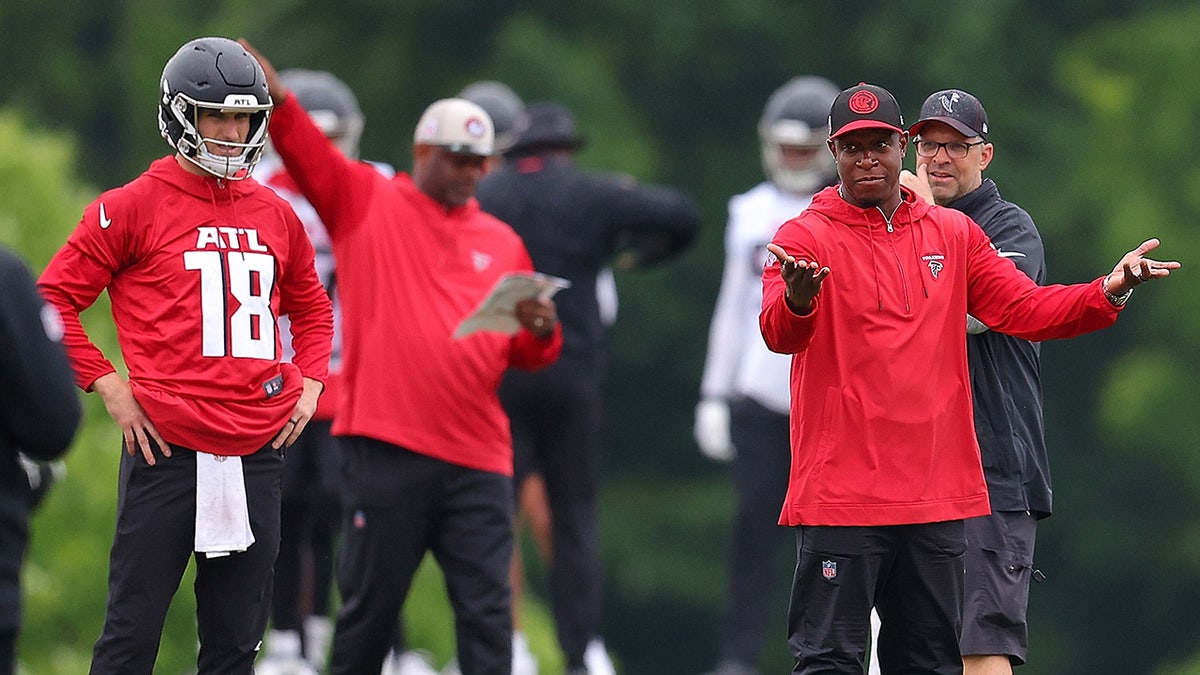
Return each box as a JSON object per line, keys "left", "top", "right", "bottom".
{"left": 1104, "top": 284, "right": 1133, "bottom": 307}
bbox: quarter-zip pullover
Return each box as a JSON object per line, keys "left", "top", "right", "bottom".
{"left": 761, "top": 185, "right": 1120, "bottom": 526}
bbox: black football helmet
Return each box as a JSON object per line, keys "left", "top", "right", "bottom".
{"left": 759, "top": 76, "right": 840, "bottom": 194}
{"left": 158, "top": 37, "right": 272, "bottom": 179}
{"left": 280, "top": 68, "right": 364, "bottom": 159}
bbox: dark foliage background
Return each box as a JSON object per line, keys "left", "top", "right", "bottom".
{"left": 2, "top": 1, "right": 1198, "bottom": 672}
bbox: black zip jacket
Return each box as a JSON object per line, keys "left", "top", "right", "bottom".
{"left": 951, "top": 179, "right": 1052, "bottom": 517}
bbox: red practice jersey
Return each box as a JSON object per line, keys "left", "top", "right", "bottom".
{"left": 39, "top": 156, "right": 333, "bottom": 455}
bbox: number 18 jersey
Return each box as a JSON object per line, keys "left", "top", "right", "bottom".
{"left": 39, "top": 156, "right": 334, "bottom": 455}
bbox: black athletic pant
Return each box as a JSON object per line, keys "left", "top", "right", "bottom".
{"left": 329, "top": 437, "right": 514, "bottom": 675}
{"left": 788, "top": 521, "right": 966, "bottom": 674}
{"left": 90, "top": 441, "right": 283, "bottom": 675}
{"left": 717, "top": 397, "right": 792, "bottom": 667}
{"left": 502, "top": 357, "right": 605, "bottom": 670}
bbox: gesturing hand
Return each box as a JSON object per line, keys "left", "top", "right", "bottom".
{"left": 766, "top": 243, "right": 830, "bottom": 314}
{"left": 1104, "top": 238, "right": 1181, "bottom": 298}
{"left": 899, "top": 165, "right": 934, "bottom": 205}
{"left": 238, "top": 39, "right": 288, "bottom": 104}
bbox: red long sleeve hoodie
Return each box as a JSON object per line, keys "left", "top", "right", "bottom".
{"left": 269, "top": 93, "right": 561, "bottom": 475}
{"left": 761, "top": 186, "right": 1120, "bottom": 526}
{"left": 39, "top": 156, "right": 333, "bottom": 455}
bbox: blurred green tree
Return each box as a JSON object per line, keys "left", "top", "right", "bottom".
{"left": 1, "top": 1, "right": 1198, "bottom": 672}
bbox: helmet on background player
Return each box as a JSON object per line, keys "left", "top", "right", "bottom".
{"left": 158, "top": 37, "right": 273, "bottom": 180}
{"left": 280, "top": 68, "right": 364, "bottom": 159}
{"left": 458, "top": 80, "right": 525, "bottom": 154}
{"left": 759, "top": 76, "right": 840, "bottom": 195}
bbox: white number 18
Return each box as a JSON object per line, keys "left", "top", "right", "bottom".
{"left": 184, "top": 250, "right": 277, "bottom": 359}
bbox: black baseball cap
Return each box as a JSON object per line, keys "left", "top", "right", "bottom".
{"left": 827, "top": 83, "right": 905, "bottom": 139}
{"left": 909, "top": 89, "right": 989, "bottom": 140}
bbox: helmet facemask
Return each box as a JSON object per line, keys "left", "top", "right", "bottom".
{"left": 165, "top": 92, "right": 272, "bottom": 180}
{"left": 761, "top": 119, "right": 835, "bottom": 195}
{"left": 758, "top": 76, "right": 841, "bottom": 195}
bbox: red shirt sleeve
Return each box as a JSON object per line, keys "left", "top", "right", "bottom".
{"left": 964, "top": 220, "right": 1119, "bottom": 340}
{"left": 760, "top": 217, "right": 820, "bottom": 355}
{"left": 268, "top": 93, "right": 380, "bottom": 238}
{"left": 38, "top": 201, "right": 124, "bottom": 390}
{"left": 508, "top": 324, "right": 562, "bottom": 371}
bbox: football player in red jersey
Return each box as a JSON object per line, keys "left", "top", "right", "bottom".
{"left": 38, "top": 37, "right": 333, "bottom": 675}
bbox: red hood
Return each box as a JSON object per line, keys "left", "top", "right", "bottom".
{"left": 807, "top": 183, "right": 932, "bottom": 229}
{"left": 144, "top": 155, "right": 262, "bottom": 200}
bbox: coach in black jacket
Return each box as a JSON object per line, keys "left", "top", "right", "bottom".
{"left": 476, "top": 101, "right": 700, "bottom": 675}
{"left": 903, "top": 90, "right": 1047, "bottom": 674}
{"left": 0, "top": 246, "right": 81, "bottom": 674}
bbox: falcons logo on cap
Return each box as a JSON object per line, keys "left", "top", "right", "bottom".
{"left": 939, "top": 92, "right": 961, "bottom": 113}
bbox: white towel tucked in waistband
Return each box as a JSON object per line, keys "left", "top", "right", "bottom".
{"left": 194, "top": 452, "right": 255, "bottom": 558}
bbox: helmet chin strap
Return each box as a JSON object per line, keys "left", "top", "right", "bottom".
{"left": 184, "top": 132, "right": 266, "bottom": 180}
{"left": 195, "top": 153, "right": 239, "bottom": 180}
{"left": 182, "top": 146, "right": 243, "bottom": 180}
{"left": 197, "top": 140, "right": 246, "bottom": 179}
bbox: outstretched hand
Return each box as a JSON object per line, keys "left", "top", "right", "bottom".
{"left": 1104, "top": 238, "right": 1181, "bottom": 297}
{"left": 766, "top": 243, "right": 829, "bottom": 314}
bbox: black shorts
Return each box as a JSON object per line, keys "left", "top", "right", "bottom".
{"left": 789, "top": 521, "right": 966, "bottom": 674}
{"left": 960, "top": 510, "right": 1038, "bottom": 664}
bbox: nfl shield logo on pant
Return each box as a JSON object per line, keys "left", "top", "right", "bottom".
{"left": 822, "top": 559, "right": 837, "bottom": 580}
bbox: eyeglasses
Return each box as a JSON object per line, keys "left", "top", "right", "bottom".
{"left": 915, "top": 139, "right": 986, "bottom": 159}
